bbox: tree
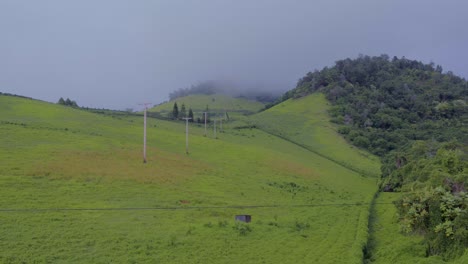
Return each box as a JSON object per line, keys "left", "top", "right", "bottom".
{"left": 188, "top": 108, "right": 194, "bottom": 122}
{"left": 172, "top": 102, "right": 179, "bottom": 119}
{"left": 180, "top": 103, "right": 187, "bottom": 118}
{"left": 58, "top": 97, "right": 78, "bottom": 107}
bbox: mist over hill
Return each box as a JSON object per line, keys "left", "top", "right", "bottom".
{"left": 168, "top": 80, "right": 283, "bottom": 103}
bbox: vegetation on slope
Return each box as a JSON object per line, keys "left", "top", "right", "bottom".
{"left": 273, "top": 54, "right": 467, "bottom": 158}
{"left": 151, "top": 94, "right": 264, "bottom": 120}
{"left": 272, "top": 54, "right": 467, "bottom": 260}
{"left": 251, "top": 93, "right": 380, "bottom": 178}
{"left": 366, "top": 193, "right": 468, "bottom": 264}
{"left": 0, "top": 94, "right": 378, "bottom": 263}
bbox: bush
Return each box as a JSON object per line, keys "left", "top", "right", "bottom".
{"left": 338, "top": 126, "right": 351, "bottom": 134}
{"left": 233, "top": 222, "right": 252, "bottom": 236}
{"left": 354, "top": 136, "right": 371, "bottom": 148}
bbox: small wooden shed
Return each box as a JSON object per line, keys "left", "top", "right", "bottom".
{"left": 235, "top": 215, "right": 251, "bottom": 223}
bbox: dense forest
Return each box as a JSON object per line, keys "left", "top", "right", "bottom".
{"left": 275, "top": 55, "right": 467, "bottom": 259}
{"left": 169, "top": 80, "right": 279, "bottom": 103}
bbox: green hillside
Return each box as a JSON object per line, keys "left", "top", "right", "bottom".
{"left": 251, "top": 93, "right": 381, "bottom": 178}
{"left": 269, "top": 55, "right": 467, "bottom": 262}
{"left": 1, "top": 93, "right": 377, "bottom": 263}
{"left": 151, "top": 94, "right": 264, "bottom": 117}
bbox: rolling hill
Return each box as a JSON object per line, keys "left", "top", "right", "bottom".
{"left": 1, "top": 93, "right": 378, "bottom": 263}
{"left": 251, "top": 93, "right": 381, "bottom": 178}
{"left": 3, "top": 55, "right": 466, "bottom": 263}
{"left": 264, "top": 55, "right": 468, "bottom": 262}
{"left": 150, "top": 94, "right": 265, "bottom": 118}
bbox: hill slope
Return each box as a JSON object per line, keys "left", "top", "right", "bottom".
{"left": 251, "top": 93, "right": 381, "bottom": 178}
{"left": 151, "top": 94, "right": 264, "bottom": 118}
{"left": 270, "top": 55, "right": 467, "bottom": 261}
{"left": 1, "top": 93, "right": 377, "bottom": 263}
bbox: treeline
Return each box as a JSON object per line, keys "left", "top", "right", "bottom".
{"left": 169, "top": 80, "right": 279, "bottom": 103}
{"left": 170, "top": 102, "right": 194, "bottom": 122}
{"left": 57, "top": 97, "right": 78, "bottom": 107}
{"left": 388, "top": 140, "right": 467, "bottom": 259}
{"left": 0, "top": 92, "right": 34, "bottom": 100}
{"left": 277, "top": 54, "right": 467, "bottom": 259}
{"left": 169, "top": 102, "right": 227, "bottom": 124}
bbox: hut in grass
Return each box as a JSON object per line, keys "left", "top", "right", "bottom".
{"left": 235, "top": 215, "right": 251, "bottom": 223}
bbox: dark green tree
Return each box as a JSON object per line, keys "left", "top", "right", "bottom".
{"left": 188, "top": 108, "right": 194, "bottom": 122}
{"left": 58, "top": 97, "right": 78, "bottom": 107}
{"left": 180, "top": 103, "right": 187, "bottom": 118}
{"left": 172, "top": 102, "right": 179, "bottom": 119}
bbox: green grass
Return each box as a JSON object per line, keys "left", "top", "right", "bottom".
{"left": 1, "top": 94, "right": 377, "bottom": 263}
{"left": 150, "top": 94, "right": 264, "bottom": 117}
{"left": 366, "top": 193, "right": 468, "bottom": 264}
{"left": 251, "top": 93, "right": 381, "bottom": 178}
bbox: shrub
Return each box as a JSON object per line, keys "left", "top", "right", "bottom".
{"left": 233, "top": 222, "right": 252, "bottom": 236}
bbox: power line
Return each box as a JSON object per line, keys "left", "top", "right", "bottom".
{"left": 0, "top": 203, "right": 394, "bottom": 213}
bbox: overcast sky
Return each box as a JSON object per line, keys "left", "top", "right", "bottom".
{"left": 1, "top": 0, "right": 467, "bottom": 109}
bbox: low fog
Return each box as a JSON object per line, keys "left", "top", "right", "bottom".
{"left": 1, "top": 0, "right": 467, "bottom": 109}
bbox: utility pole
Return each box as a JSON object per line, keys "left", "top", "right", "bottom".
{"left": 139, "top": 103, "right": 152, "bottom": 163}
{"left": 214, "top": 118, "right": 217, "bottom": 139}
{"left": 203, "top": 112, "right": 207, "bottom": 137}
{"left": 219, "top": 115, "right": 223, "bottom": 132}
{"left": 182, "top": 117, "right": 192, "bottom": 154}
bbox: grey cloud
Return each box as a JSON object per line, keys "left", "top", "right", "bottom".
{"left": 1, "top": 0, "right": 467, "bottom": 109}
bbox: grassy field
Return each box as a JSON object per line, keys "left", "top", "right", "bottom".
{"left": 366, "top": 193, "right": 468, "bottom": 264}
{"left": 0, "top": 94, "right": 379, "bottom": 263}
{"left": 250, "top": 94, "right": 381, "bottom": 178}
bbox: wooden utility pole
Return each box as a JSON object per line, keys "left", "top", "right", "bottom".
{"left": 220, "top": 115, "right": 223, "bottom": 132}
{"left": 214, "top": 118, "right": 217, "bottom": 139}
{"left": 203, "top": 112, "right": 207, "bottom": 137}
{"left": 139, "top": 103, "right": 152, "bottom": 163}
{"left": 182, "top": 117, "right": 192, "bottom": 154}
